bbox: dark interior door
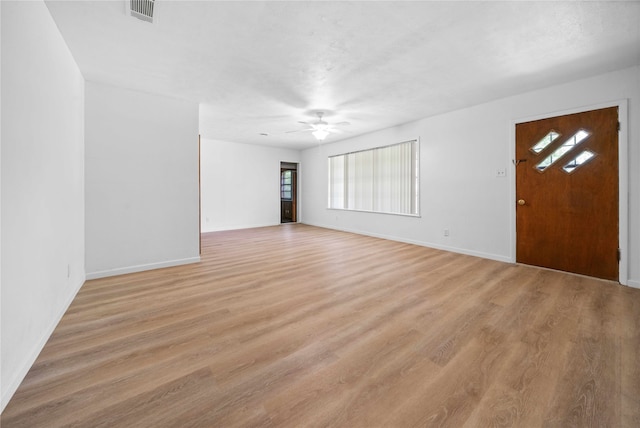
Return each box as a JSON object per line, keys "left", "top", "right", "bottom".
{"left": 515, "top": 107, "right": 619, "bottom": 280}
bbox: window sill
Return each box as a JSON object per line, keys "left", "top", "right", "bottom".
{"left": 327, "top": 207, "right": 421, "bottom": 218}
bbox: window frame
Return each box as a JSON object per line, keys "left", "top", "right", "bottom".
{"left": 327, "top": 139, "right": 420, "bottom": 217}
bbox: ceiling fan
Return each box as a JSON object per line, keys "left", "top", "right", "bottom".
{"left": 287, "top": 112, "right": 350, "bottom": 141}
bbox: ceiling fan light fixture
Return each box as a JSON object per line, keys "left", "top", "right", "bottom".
{"left": 312, "top": 129, "right": 329, "bottom": 141}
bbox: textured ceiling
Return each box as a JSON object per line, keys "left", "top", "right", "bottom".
{"left": 45, "top": 1, "right": 640, "bottom": 149}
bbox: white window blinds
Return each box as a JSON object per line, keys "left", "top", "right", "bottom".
{"left": 328, "top": 140, "right": 419, "bottom": 216}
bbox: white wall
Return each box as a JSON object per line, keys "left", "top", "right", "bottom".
{"left": 301, "top": 66, "right": 640, "bottom": 287}
{"left": 1, "top": 6, "right": 3, "bottom": 408}
{"left": 1, "top": 0, "right": 85, "bottom": 411}
{"left": 85, "top": 82, "right": 200, "bottom": 278}
{"left": 200, "top": 138, "right": 300, "bottom": 232}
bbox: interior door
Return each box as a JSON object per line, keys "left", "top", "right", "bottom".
{"left": 280, "top": 165, "right": 297, "bottom": 223}
{"left": 515, "top": 107, "right": 619, "bottom": 280}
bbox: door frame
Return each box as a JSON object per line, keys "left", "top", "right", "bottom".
{"left": 280, "top": 161, "right": 300, "bottom": 224}
{"left": 509, "top": 99, "right": 629, "bottom": 285}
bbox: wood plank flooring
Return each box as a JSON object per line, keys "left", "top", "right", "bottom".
{"left": 2, "top": 224, "right": 639, "bottom": 427}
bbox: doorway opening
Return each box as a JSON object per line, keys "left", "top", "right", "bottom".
{"left": 281, "top": 162, "right": 298, "bottom": 223}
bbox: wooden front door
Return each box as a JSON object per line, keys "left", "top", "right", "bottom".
{"left": 515, "top": 107, "right": 619, "bottom": 280}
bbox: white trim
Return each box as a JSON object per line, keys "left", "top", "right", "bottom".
{"left": 627, "top": 280, "right": 640, "bottom": 289}
{"left": 202, "top": 222, "right": 282, "bottom": 234}
{"left": 86, "top": 256, "right": 200, "bottom": 280}
{"left": 304, "top": 221, "right": 512, "bottom": 264}
{"left": 509, "top": 99, "right": 629, "bottom": 285}
{"left": 1, "top": 274, "right": 85, "bottom": 413}
{"left": 327, "top": 207, "right": 421, "bottom": 218}
{"left": 297, "top": 161, "right": 302, "bottom": 222}
{"left": 618, "top": 100, "right": 629, "bottom": 286}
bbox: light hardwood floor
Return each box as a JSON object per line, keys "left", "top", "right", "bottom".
{"left": 2, "top": 224, "right": 639, "bottom": 427}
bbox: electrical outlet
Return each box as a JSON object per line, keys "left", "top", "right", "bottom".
{"left": 444, "top": 228, "right": 450, "bottom": 237}
{"left": 496, "top": 168, "right": 507, "bottom": 177}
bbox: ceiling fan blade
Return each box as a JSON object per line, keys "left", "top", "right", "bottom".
{"left": 334, "top": 121, "right": 350, "bottom": 126}
{"left": 285, "top": 128, "right": 313, "bottom": 134}
{"left": 327, "top": 128, "right": 344, "bottom": 134}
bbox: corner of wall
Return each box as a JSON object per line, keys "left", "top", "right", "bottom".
{"left": 1, "top": 0, "right": 87, "bottom": 412}
{"left": 1, "top": 273, "right": 85, "bottom": 413}
{"left": 627, "top": 279, "right": 640, "bottom": 289}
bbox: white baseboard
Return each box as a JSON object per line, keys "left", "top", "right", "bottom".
{"left": 201, "top": 222, "right": 281, "bottom": 233}
{"left": 627, "top": 279, "right": 640, "bottom": 289}
{"left": 86, "top": 256, "right": 201, "bottom": 280}
{"left": 1, "top": 274, "right": 85, "bottom": 413}
{"left": 304, "top": 222, "right": 512, "bottom": 264}
{"left": 305, "top": 222, "right": 640, "bottom": 285}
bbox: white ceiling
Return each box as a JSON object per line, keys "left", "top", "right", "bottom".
{"left": 45, "top": 1, "right": 640, "bottom": 150}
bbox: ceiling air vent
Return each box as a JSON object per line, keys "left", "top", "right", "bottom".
{"left": 127, "top": 0, "right": 155, "bottom": 23}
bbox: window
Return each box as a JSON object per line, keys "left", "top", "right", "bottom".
{"left": 530, "top": 130, "right": 561, "bottom": 154}
{"left": 562, "top": 150, "right": 596, "bottom": 173}
{"left": 536, "top": 129, "right": 591, "bottom": 172}
{"left": 328, "top": 140, "right": 419, "bottom": 216}
{"left": 281, "top": 170, "right": 293, "bottom": 200}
